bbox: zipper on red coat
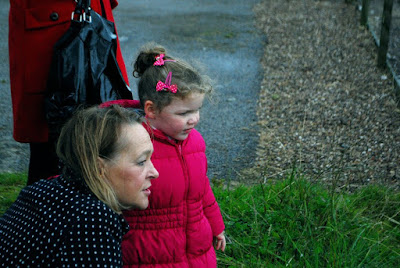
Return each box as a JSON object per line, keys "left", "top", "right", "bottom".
{"left": 177, "top": 143, "right": 191, "bottom": 241}
{"left": 177, "top": 144, "right": 189, "bottom": 179}
{"left": 177, "top": 144, "right": 190, "bottom": 195}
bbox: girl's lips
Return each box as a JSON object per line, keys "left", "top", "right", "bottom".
{"left": 184, "top": 128, "right": 193, "bottom": 134}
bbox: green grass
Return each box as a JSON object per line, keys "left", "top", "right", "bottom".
{"left": 1, "top": 171, "right": 399, "bottom": 266}
{"left": 214, "top": 173, "right": 400, "bottom": 267}
{"left": 0, "top": 172, "right": 27, "bottom": 215}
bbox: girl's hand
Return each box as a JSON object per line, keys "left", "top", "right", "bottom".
{"left": 213, "top": 231, "right": 226, "bottom": 252}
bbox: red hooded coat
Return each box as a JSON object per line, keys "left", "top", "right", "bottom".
{"left": 122, "top": 123, "right": 225, "bottom": 267}
{"left": 9, "top": 0, "right": 128, "bottom": 143}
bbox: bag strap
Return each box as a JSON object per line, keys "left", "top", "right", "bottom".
{"left": 99, "top": 0, "right": 107, "bottom": 19}
{"left": 73, "top": 0, "right": 92, "bottom": 22}
{"left": 75, "top": 0, "right": 91, "bottom": 9}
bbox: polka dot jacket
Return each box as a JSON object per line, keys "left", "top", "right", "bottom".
{"left": 0, "top": 175, "right": 129, "bottom": 267}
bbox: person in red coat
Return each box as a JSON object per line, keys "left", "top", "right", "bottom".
{"left": 8, "top": 0, "right": 129, "bottom": 185}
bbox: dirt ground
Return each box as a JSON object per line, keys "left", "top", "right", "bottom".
{"left": 245, "top": 0, "right": 400, "bottom": 191}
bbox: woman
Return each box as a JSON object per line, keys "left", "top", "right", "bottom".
{"left": 0, "top": 105, "right": 158, "bottom": 266}
{"left": 9, "top": 0, "right": 129, "bottom": 185}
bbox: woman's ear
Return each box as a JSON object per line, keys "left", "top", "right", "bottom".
{"left": 97, "top": 157, "right": 106, "bottom": 177}
{"left": 144, "top": 100, "right": 157, "bottom": 119}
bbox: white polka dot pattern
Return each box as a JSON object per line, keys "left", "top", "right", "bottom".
{"left": 0, "top": 176, "right": 129, "bottom": 267}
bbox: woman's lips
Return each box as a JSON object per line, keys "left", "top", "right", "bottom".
{"left": 143, "top": 187, "right": 151, "bottom": 196}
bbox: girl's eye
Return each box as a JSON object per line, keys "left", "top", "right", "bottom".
{"left": 177, "top": 111, "right": 188, "bottom": 116}
{"left": 178, "top": 109, "right": 199, "bottom": 116}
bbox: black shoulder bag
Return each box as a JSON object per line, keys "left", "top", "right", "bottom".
{"left": 45, "top": 0, "right": 132, "bottom": 138}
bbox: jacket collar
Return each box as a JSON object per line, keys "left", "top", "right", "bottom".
{"left": 142, "top": 121, "right": 184, "bottom": 147}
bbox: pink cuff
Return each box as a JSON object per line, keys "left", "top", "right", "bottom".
{"left": 99, "top": 99, "right": 141, "bottom": 109}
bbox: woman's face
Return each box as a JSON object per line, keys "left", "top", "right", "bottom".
{"left": 105, "top": 123, "right": 158, "bottom": 210}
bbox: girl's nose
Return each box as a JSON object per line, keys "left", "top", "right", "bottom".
{"left": 188, "top": 111, "right": 200, "bottom": 125}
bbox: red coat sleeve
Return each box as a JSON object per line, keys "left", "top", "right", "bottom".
{"left": 202, "top": 178, "right": 225, "bottom": 237}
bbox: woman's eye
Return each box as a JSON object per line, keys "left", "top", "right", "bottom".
{"left": 137, "top": 160, "right": 146, "bottom": 166}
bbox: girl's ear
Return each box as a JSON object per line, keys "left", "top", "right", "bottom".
{"left": 144, "top": 100, "right": 157, "bottom": 119}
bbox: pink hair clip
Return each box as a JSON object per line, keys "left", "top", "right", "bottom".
{"left": 153, "top": 54, "right": 175, "bottom": 66}
{"left": 156, "top": 72, "right": 178, "bottom": 93}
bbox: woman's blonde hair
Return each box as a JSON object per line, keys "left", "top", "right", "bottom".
{"left": 56, "top": 105, "right": 143, "bottom": 213}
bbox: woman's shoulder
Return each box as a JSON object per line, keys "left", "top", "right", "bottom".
{"left": 13, "top": 177, "right": 114, "bottom": 223}
{"left": 24, "top": 176, "right": 91, "bottom": 205}
{"left": 0, "top": 177, "right": 127, "bottom": 266}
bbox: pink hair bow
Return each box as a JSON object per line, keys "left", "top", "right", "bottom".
{"left": 153, "top": 54, "right": 175, "bottom": 66}
{"left": 156, "top": 72, "right": 178, "bottom": 93}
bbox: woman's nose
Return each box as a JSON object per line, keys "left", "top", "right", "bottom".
{"left": 149, "top": 161, "right": 159, "bottom": 180}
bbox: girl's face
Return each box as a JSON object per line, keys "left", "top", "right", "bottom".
{"left": 104, "top": 124, "right": 159, "bottom": 210}
{"left": 150, "top": 92, "right": 205, "bottom": 141}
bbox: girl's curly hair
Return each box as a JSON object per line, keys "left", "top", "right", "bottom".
{"left": 133, "top": 42, "right": 213, "bottom": 111}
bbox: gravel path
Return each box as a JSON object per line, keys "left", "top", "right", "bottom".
{"left": 250, "top": 0, "right": 400, "bottom": 190}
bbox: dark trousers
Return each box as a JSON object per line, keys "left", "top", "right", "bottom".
{"left": 27, "top": 141, "right": 60, "bottom": 185}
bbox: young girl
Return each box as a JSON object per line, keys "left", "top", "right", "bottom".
{"left": 120, "top": 44, "right": 226, "bottom": 267}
